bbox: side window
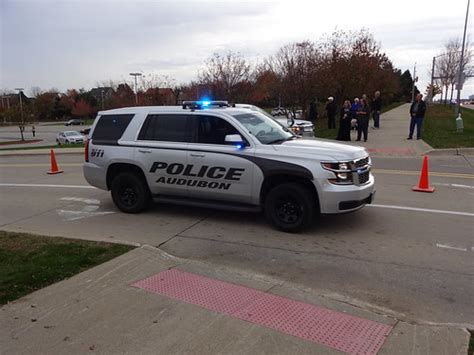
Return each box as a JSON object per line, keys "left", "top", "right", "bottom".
{"left": 138, "top": 114, "right": 190, "bottom": 142}
{"left": 191, "top": 115, "right": 241, "bottom": 145}
{"left": 92, "top": 114, "right": 134, "bottom": 143}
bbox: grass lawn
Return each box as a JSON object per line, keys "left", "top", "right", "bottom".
{"left": 314, "top": 102, "right": 405, "bottom": 140}
{"left": 0, "top": 231, "right": 133, "bottom": 305}
{"left": 423, "top": 105, "right": 473, "bottom": 148}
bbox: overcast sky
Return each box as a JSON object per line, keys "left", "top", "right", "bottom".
{"left": 1, "top": 0, "right": 472, "bottom": 98}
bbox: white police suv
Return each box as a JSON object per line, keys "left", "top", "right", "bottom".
{"left": 83, "top": 101, "right": 374, "bottom": 232}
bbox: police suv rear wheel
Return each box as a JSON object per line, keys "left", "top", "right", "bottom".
{"left": 111, "top": 172, "right": 150, "bottom": 213}
{"left": 265, "top": 183, "right": 314, "bottom": 233}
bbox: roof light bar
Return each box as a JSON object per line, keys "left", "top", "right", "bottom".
{"left": 182, "top": 100, "right": 229, "bottom": 110}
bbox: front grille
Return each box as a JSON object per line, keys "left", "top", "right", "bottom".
{"left": 354, "top": 157, "right": 369, "bottom": 168}
{"left": 358, "top": 171, "right": 370, "bottom": 184}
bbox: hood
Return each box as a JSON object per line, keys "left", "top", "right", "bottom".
{"left": 273, "top": 138, "right": 368, "bottom": 161}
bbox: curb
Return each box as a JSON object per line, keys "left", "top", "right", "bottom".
{"left": 425, "top": 147, "right": 474, "bottom": 156}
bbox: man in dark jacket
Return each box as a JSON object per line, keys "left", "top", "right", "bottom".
{"left": 325, "top": 96, "right": 336, "bottom": 129}
{"left": 308, "top": 98, "right": 318, "bottom": 122}
{"left": 371, "top": 91, "right": 382, "bottom": 129}
{"left": 407, "top": 93, "right": 426, "bottom": 140}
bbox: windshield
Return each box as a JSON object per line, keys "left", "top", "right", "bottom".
{"left": 231, "top": 112, "right": 294, "bottom": 144}
{"left": 65, "top": 131, "right": 80, "bottom": 136}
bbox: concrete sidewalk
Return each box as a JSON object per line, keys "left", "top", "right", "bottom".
{"left": 0, "top": 246, "right": 469, "bottom": 354}
{"left": 346, "top": 103, "right": 433, "bottom": 157}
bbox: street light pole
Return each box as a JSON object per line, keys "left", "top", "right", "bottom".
{"left": 14, "top": 88, "right": 25, "bottom": 141}
{"left": 455, "top": 0, "right": 470, "bottom": 116}
{"left": 411, "top": 63, "right": 417, "bottom": 103}
{"left": 129, "top": 72, "right": 142, "bottom": 105}
{"left": 101, "top": 89, "right": 105, "bottom": 110}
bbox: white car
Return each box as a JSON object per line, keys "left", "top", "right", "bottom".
{"left": 83, "top": 100, "right": 374, "bottom": 232}
{"left": 273, "top": 117, "right": 314, "bottom": 137}
{"left": 56, "top": 131, "right": 85, "bottom": 145}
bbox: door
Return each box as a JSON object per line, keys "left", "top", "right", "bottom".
{"left": 186, "top": 114, "right": 255, "bottom": 204}
{"left": 135, "top": 114, "right": 190, "bottom": 197}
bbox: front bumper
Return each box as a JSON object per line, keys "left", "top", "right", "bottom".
{"left": 317, "top": 173, "right": 375, "bottom": 214}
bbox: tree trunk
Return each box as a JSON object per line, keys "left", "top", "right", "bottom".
{"left": 444, "top": 85, "right": 449, "bottom": 105}
{"left": 449, "top": 83, "right": 454, "bottom": 104}
{"left": 19, "top": 126, "right": 24, "bottom": 141}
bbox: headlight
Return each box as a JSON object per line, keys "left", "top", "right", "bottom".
{"left": 321, "top": 161, "right": 354, "bottom": 185}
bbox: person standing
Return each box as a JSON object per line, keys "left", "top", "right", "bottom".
{"left": 407, "top": 93, "right": 426, "bottom": 140}
{"left": 336, "top": 100, "right": 352, "bottom": 141}
{"left": 32, "top": 125, "right": 36, "bottom": 137}
{"left": 325, "top": 96, "right": 336, "bottom": 129}
{"left": 350, "top": 97, "right": 360, "bottom": 130}
{"left": 371, "top": 91, "right": 382, "bottom": 129}
{"left": 308, "top": 98, "right": 318, "bottom": 122}
{"left": 356, "top": 98, "right": 370, "bottom": 142}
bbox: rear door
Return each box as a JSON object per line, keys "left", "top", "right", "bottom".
{"left": 135, "top": 114, "right": 190, "bottom": 197}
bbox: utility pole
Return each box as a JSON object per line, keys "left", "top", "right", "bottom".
{"left": 411, "top": 63, "right": 417, "bottom": 103}
{"left": 15, "top": 88, "right": 25, "bottom": 141}
{"left": 455, "top": 0, "right": 470, "bottom": 116}
{"left": 101, "top": 89, "right": 105, "bottom": 110}
{"left": 429, "top": 57, "right": 436, "bottom": 104}
{"left": 129, "top": 72, "right": 142, "bottom": 105}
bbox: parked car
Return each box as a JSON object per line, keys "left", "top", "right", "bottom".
{"left": 65, "top": 119, "right": 85, "bottom": 126}
{"left": 271, "top": 107, "right": 303, "bottom": 119}
{"left": 273, "top": 116, "right": 314, "bottom": 137}
{"left": 56, "top": 131, "right": 85, "bottom": 145}
{"left": 80, "top": 127, "right": 91, "bottom": 136}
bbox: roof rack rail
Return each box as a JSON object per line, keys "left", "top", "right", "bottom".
{"left": 182, "top": 100, "right": 229, "bottom": 109}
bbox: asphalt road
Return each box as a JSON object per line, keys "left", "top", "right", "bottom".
{"left": 0, "top": 122, "right": 87, "bottom": 148}
{"left": 0, "top": 153, "right": 473, "bottom": 327}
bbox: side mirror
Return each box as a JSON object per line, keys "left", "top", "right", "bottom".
{"left": 225, "top": 134, "right": 246, "bottom": 148}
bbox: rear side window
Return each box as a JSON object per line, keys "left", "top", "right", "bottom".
{"left": 92, "top": 114, "right": 134, "bottom": 143}
{"left": 138, "top": 114, "right": 190, "bottom": 142}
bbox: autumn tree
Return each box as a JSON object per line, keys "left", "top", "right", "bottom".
{"left": 199, "top": 51, "right": 251, "bottom": 102}
{"left": 71, "top": 98, "right": 94, "bottom": 118}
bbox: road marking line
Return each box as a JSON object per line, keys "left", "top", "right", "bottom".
{"left": 0, "top": 163, "right": 82, "bottom": 167}
{"left": 433, "top": 182, "right": 474, "bottom": 189}
{"left": 368, "top": 204, "right": 474, "bottom": 217}
{"left": 372, "top": 169, "right": 474, "bottom": 179}
{"left": 57, "top": 209, "right": 114, "bottom": 221}
{"left": 0, "top": 183, "right": 95, "bottom": 189}
{"left": 60, "top": 197, "right": 100, "bottom": 204}
{"left": 436, "top": 244, "right": 468, "bottom": 252}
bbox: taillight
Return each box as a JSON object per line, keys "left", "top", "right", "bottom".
{"left": 85, "top": 139, "right": 89, "bottom": 162}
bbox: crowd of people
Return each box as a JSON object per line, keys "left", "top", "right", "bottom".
{"left": 324, "top": 91, "right": 382, "bottom": 142}
{"left": 320, "top": 91, "right": 428, "bottom": 142}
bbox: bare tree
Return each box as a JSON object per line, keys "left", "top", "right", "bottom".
{"left": 199, "top": 51, "right": 251, "bottom": 101}
{"left": 266, "top": 41, "right": 321, "bottom": 116}
{"left": 436, "top": 38, "right": 472, "bottom": 104}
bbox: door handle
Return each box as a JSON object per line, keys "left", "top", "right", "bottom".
{"left": 138, "top": 149, "right": 152, "bottom": 153}
{"left": 190, "top": 152, "right": 206, "bottom": 157}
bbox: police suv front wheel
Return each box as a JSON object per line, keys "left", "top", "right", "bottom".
{"left": 265, "top": 183, "right": 314, "bottom": 233}
{"left": 111, "top": 172, "right": 150, "bottom": 213}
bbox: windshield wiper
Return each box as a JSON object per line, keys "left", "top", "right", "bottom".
{"left": 266, "top": 136, "right": 295, "bottom": 145}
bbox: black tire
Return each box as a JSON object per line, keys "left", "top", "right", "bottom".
{"left": 111, "top": 172, "right": 151, "bottom": 213}
{"left": 264, "top": 183, "right": 315, "bottom": 233}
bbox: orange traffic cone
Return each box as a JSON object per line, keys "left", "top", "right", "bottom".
{"left": 412, "top": 155, "right": 434, "bottom": 192}
{"left": 47, "top": 149, "right": 63, "bottom": 175}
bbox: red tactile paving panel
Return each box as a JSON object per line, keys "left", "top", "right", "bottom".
{"left": 132, "top": 269, "right": 393, "bottom": 355}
